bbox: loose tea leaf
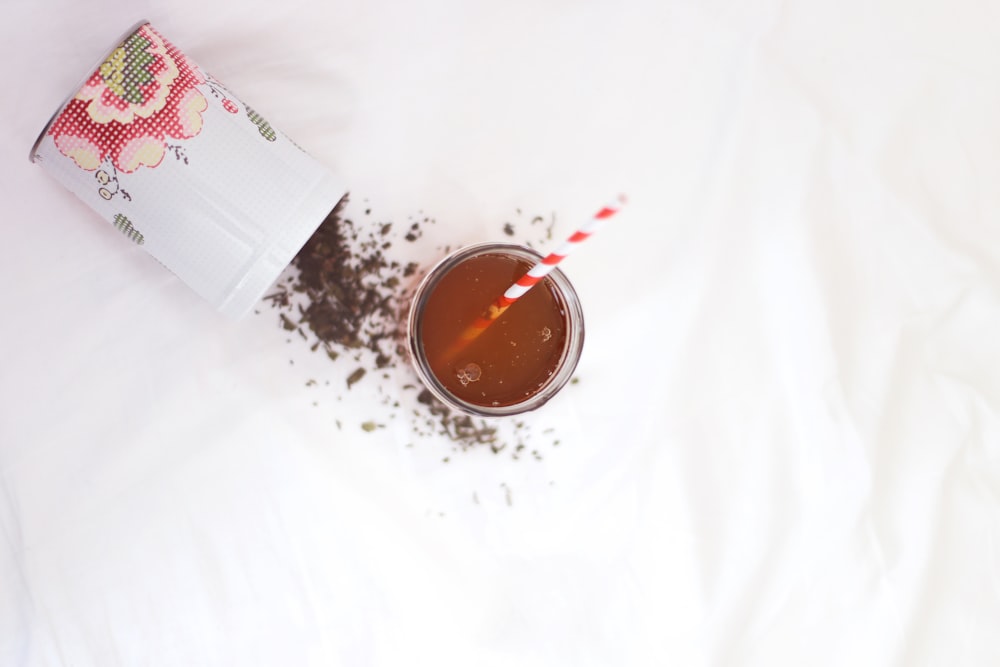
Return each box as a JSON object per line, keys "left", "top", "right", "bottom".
{"left": 346, "top": 367, "right": 366, "bottom": 389}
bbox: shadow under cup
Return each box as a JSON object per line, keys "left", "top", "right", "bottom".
{"left": 407, "top": 243, "right": 585, "bottom": 417}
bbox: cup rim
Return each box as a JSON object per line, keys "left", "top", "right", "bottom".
{"left": 407, "top": 242, "right": 585, "bottom": 418}
{"left": 28, "top": 19, "right": 152, "bottom": 164}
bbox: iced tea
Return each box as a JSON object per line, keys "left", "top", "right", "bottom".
{"left": 408, "top": 243, "right": 584, "bottom": 416}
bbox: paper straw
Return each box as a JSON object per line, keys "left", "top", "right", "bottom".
{"left": 443, "top": 194, "right": 626, "bottom": 361}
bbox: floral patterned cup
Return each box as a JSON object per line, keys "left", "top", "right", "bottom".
{"left": 30, "top": 21, "right": 346, "bottom": 318}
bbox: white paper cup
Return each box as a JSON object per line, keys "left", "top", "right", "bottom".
{"left": 30, "top": 20, "right": 347, "bottom": 318}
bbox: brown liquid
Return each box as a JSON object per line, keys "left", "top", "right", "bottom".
{"left": 419, "top": 253, "right": 568, "bottom": 407}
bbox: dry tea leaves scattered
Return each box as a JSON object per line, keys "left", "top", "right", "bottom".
{"left": 261, "top": 197, "right": 573, "bottom": 458}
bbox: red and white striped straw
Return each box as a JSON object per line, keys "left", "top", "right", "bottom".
{"left": 444, "top": 194, "right": 626, "bottom": 360}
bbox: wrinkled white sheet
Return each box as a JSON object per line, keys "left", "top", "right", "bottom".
{"left": 2, "top": 0, "right": 999, "bottom": 665}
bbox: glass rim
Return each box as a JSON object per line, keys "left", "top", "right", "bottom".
{"left": 407, "top": 242, "right": 585, "bottom": 417}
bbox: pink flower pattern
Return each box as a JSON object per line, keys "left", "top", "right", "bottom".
{"left": 47, "top": 24, "right": 208, "bottom": 173}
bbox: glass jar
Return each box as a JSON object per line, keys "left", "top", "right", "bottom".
{"left": 407, "top": 242, "right": 585, "bottom": 417}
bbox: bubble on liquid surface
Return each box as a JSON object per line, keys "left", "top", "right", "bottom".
{"left": 456, "top": 362, "right": 482, "bottom": 386}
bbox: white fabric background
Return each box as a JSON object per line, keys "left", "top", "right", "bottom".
{"left": 2, "top": 0, "right": 999, "bottom": 665}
